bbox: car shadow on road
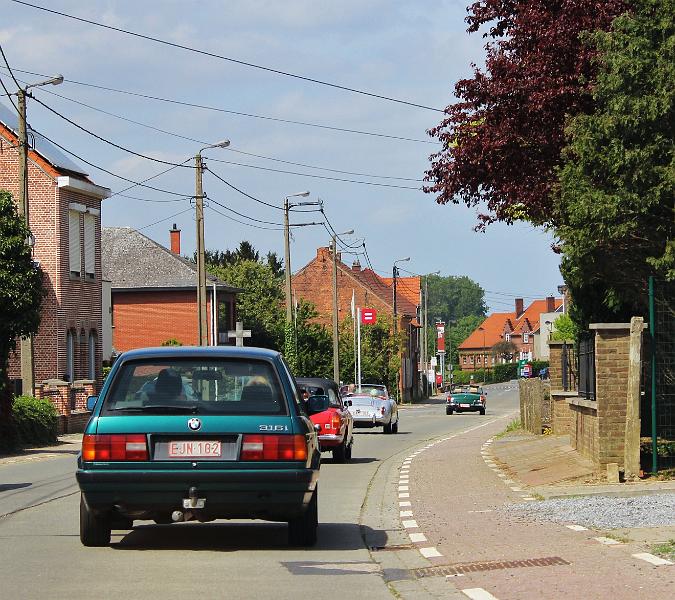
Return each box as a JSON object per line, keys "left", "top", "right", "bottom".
{"left": 353, "top": 431, "right": 411, "bottom": 436}
{"left": 111, "top": 522, "right": 382, "bottom": 552}
{"left": 0, "top": 483, "right": 32, "bottom": 492}
{"left": 321, "top": 456, "right": 378, "bottom": 464}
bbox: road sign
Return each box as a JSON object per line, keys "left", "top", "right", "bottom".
{"left": 361, "top": 308, "right": 377, "bottom": 324}
{"left": 430, "top": 357, "right": 437, "bottom": 367}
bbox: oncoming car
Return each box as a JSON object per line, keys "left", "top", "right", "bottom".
{"left": 446, "top": 385, "right": 487, "bottom": 415}
{"left": 76, "top": 347, "right": 321, "bottom": 547}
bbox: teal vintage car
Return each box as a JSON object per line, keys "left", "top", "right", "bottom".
{"left": 446, "top": 385, "right": 487, "bottom": 415}
{"left": 77, "top": 347, "right": 321, "bottom": 547}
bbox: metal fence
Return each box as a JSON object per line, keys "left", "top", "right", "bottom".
{"left": 578, "top": 333, "right": 596, "bottom": 400}
{"left": 560, "top": 342, "right": 578, "bottom": 392}
{"left": 642, "top": 278, "right": 675, "bottom": 470}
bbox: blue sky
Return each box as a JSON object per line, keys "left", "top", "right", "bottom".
{"left": 1, "top": 0, "right": 562, "bottom": 312}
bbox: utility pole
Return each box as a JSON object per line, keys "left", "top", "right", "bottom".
{"left": 284, "top": 197, "right": 293, "bottom": 324}
{"left": 195, "top": 152, "right": 208, "bottom": 346}
{"left": 17, "top": 88, "right": 34, "bottom": 395}
{"left": 331, "top": 238, "right": 340, "bottom": 382}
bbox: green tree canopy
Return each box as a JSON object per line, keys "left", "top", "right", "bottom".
{"left": 0, "top": 190, "right": 45, "bottom": 451}
{"left": 557, "top": 0, "right": 674, "bottom": 325}
{"left": 426, "top": 274, "right": 487, "bottom": 324}
{"left": 550, "top": 314, "right": 578, "bottom": 342}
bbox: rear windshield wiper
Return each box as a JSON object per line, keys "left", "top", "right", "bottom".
{"left": 108, "top": 404, "right": 199, "bottom": 414}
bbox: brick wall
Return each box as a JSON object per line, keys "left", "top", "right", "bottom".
{"left": 2, "top": 129, "right": 104, "bottom": 390}
{"left": 551, "top": 392, "right": 574, "bottom": 434}
{"left": 569, "top": 402, "right": 599, "bottom": 463}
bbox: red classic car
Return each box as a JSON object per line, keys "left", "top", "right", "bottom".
{"left": 297, "top": 377, "right": 354, "bottom": 462}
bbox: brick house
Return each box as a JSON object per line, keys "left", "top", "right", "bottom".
{"left": 102, "top": 225, "right": 240, "bottom": 351}
{"left": 458, "top": 297, "right": 562, "bottom": 371}
{"left": 292, "top": 247, "right": 421, "bottom": 400}
{"left": 1, "top": 103, "right": 110, "bottom": 397}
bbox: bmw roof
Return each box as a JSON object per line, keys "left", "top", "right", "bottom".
{"left": 117, "top": 346, "right": 282, "bottom": 361}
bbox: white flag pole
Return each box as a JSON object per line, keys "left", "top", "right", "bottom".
{"left": 352, "top": 291, "right": 357, "bottom": 385}
{"left": 357, "top": 307, "right": 362, "bottom": 392}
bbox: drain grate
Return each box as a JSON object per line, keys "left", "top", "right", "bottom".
{"left": 415, "top": 556, "right": 569, "bottom": 578}
{"left": 370, "top": 543, "right": 415, "bottom": 552}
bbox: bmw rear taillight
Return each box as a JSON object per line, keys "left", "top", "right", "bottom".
{"left": 241, "top": 434, "right": 307, "bottom": 461}
{"left": 380, "top": 406, "right": 386, "bottom": 415}
{"left": 82, "top": 434, "right": 148, "bottom": 461}
{"left": 330, "top": 414, "right": 341, "bottom": 430}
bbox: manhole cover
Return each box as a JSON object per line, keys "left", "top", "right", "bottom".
{"left": 415, "top": 556, "right": 569, "bottom": 578}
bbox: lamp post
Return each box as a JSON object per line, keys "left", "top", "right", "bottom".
{"left": 195, "top": 139, "right": 230, "bottom": 346}
{"left": 331, "top": 229, "right": 354, "bottom": 383}
{"left": 422, "top": 271, "right": 440, "bottom": 388}
{"left": 15, "top": 73, "right": 64, "bottom": 395}
{"left": 478, "top": 326, "right": 487, "bottom": 382}
{"left": 392, "top": 257, "right": 410, "bottom": 401}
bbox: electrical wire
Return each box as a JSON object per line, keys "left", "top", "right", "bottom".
{"left": 208, "top": 157, "right": 422, "bottom": 190}
{"left": 116, "top": 193, "right": 191, "bottom": 203}
{"left": 207, "top": 197, "right": 287, "bottom": 227}
{"left": 32, "top": 128, "right": 191, "bottom": 196}
{"left": 31, "top": 96, "right": 193, "bottom": 168}
{"left": 206, "top": 205, "right": 284, "bottom": 231}
{"left": 109, "top": 161, "right": 191, "bottom": 198}
{"left": 1, "top": 66, "right": 437, "bottom": 145}
{"left": 137, "top": 207, "right": 193, "bottom": 231}
{"left": 207, "top": 168, "right": 285, "bottom": 211}
{"left": 0, "top": 46, "right": 20, "bottom": 113}
{"left": 10, "top": 0, "right": 444, "bottom": 113}
{"left": 33, "top": 87, "right": 426, "bottom": 181}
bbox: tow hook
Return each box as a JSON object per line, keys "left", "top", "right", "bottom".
{"left": 183, "top": 486, "right": 206, "bottom": 510}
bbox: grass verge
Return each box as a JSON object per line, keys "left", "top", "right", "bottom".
{"left": 494, "top": 418, "right": 522, "bottom": 439}
{"left": 652, "top": 539, "right": 675, "bottom": 561}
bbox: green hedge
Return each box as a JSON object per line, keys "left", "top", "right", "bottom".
{"left": 12, "top": 395, "right": 58, "bottom": 445}
{"left": 492, "top": 362, "right": 518, "bottom": 382}
{"left": 530, "top": 360, "right": 549, "bottom": 377}
{"left": 450, "top": 361, "right": 546, "bottom": 386}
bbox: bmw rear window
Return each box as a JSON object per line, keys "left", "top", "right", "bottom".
{"left": 102, "top": 358, "right": 288, "bottom": 416}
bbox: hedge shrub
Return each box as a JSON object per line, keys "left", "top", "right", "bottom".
{"left": 492, "top": 362, "right": 518, "bottom": 382}
{"left": 530, "top": 360, "right": 550, "bottom": 377}
{"left": 12, "top": 395, "right": 58, "bottom": 445}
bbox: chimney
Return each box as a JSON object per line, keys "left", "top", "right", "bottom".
{"left": 170, "top": 224, "right": 181, "bottom": 254}
{"left": 546, "top": 296, "right": 555, "bottom": 313}
{"left": 515, "top": 298, "right": 524, "bottom": 318}
{"left": 352, "top": 259, "right": 361, "bottom": 272}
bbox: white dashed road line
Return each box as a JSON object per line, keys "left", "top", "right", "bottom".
{"left": 399, "top": 501, "right": 411, "bottom": 507}
{"left": 402, "top": 520, "right": 418, "bottom": 529}
{"left": 400, "top": 510, "right": 413, "bottom": 517}
{"left": 566, "top": 524, "right": 589, "bottom": 531}
{"left": 419, "top": 546, "right": 443, "bottom": 558}
{"left": 409, "top": 532, "right": 427, "bottom": 543}
{"left": 594, "top": 537, "right": 622, "bottom": 545}
{"left": 632, "top": 552, "right": 674, "bottom": 566}
{"left": 461, "top": 588, "right": 500, "bottom": 600}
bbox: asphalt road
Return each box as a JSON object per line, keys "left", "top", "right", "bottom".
{"left": 0, "top": 384, "right": 519, "bottom": 600}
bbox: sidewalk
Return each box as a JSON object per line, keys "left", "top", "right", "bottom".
{"left": 0, "top": 433, "right": 82, "bottom": 466}
{"left": 490, "top": 430, "right": 675, "bottom": 499}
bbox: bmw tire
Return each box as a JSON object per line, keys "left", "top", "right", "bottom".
{"left": 289, "top": 487, "right": 318, "bottom": 547}
{"left": 383, "top": 422, "right": 393, "bottom": 434}
{"left": 332, "top": 439, "right": 348, "bottom": 463}
{"left": 392, "top": 419, "right": 399, "bottom": 434}
{"left": 79, "top": 494, "right": 111, "bottom": 547}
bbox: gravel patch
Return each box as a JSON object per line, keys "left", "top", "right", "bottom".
{"left": 508, "top": 493, "right": 675, "bottom": 529}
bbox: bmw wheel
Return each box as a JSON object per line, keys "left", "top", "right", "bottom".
{"left": 79, "top": 494, "right": 111, "bottom": 547}
{"left": 392, "top": 419, "right": 399, "bottom": 434}
{"left": 288, "top": 487, "right": 318, "bottom": 547}
{"left": 332, "top": 439, "right": 348, "bottom": 463}
{"left": 383, "top": 422, "right": 393, "bottom": 434}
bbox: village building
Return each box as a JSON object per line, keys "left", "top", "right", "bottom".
{"left": 458, "top": 297, "right": 562, "bottom": 371}
{"left": 292, "top": 247, "right": 421, "bottom": 400}
{"left": 1, "top": 103, "right": 110, "bottom": 396}
{"left": 101, "top": 225, "right": 240, "bottom": 353}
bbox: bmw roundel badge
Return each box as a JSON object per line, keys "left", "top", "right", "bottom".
{"left": 187, "top": 418, "right": 201, "bottom": 431}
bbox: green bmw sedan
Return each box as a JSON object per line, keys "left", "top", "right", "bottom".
{"left": 76, "top": 347, "right": 320, "bottom": 547}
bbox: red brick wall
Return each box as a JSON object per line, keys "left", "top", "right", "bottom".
{"left": 112, "top": 290, "right": 217, "bottom": 350}
{"left": 1, "top": 133, "right": 103, "bottom": 390}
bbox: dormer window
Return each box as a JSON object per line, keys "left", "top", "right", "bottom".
{"left": 505, "top": 333, "right": 511, "bottom": 342}
{"left": 523, "top": 333, "right": 529, "bottom": 343}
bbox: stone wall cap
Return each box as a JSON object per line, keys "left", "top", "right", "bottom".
{"left": 72, "top": 379, "right": 96, "bottom": 385}
{"left": 41, "top": 379, "right": 69, "bottom": 386}
{"left": 548, "top": 340, "right": 575, "bottom": 346}
{"left": 568, "top": 397, "right": 598, "bottom": 411}
{"left": 552, "top": 391, "right": 581, "bottom": 397}
{"left": 589, "top": 323, "right": 631, "bottom": 330}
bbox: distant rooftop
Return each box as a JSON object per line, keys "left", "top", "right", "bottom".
{"left": 102, "top": 227, "right": 240, "bottom": 292}
{"left": 0, "top": 101, "right": 89, "bottom": 177}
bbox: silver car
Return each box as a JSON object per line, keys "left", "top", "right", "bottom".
{"left": 347, "top": 393, "right": 399, "bottom": 434}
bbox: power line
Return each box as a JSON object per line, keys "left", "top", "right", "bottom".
{"left": 207, "top": 168, "right": 284, "bottom": 211}
{"left": 208, "top": 157, "right": 422, "bottom": 190}
{"left": 207, "top": 197, "right": 287, "bottom": 227}
{"left": 31, "top": 96, "right": 193, "bottom": 168}
{"left": 33, "top": 128, "right": 191, "bottom": 197}
{"left": 137, "top": 207, "right": 193, "bottom": 231}
{"left": 206, "top": 205, "right": 284, "bottom": 231}
{"left": 34, "top": 87, "right": 425, "bottom": 181}
{"left": 110, "top": 161, "right": 191, "bottom": 198}
{"left": 10, "top": 0, "right": 444, "bottom": 113}
{"left": 116, "top": 193, "right": 190, "bottom": 203}
{"left": 1, "top": 66, "right": 438, "bottom": 145}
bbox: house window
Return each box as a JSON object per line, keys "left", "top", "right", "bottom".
{"left": 88, "top": 330, "right": 98, "bottom": 380}
{"left": 505, "top": 333, "right": 511, "bottom": 342}
{"left": 523, "top": 332, "right": 529, "bottom": 343}
{"left": 463, "top": 356, "right": 467, "bottom": 365}
{"left": 84, "top": 213, "right": 96, "bottom": 280}
{"left": 470, "top": 355, "right": 474, "bottom": 363}
{"left": 65, "top": 330, "right": 75, "bottom": 382}
{"left": 477, "top": 355, "right": 481, "bottom": 364}
{"left": 68, "top": 211, "right": 81, "bottom": 277}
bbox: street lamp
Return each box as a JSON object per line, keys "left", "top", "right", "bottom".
{"left": 478, "top": 326, "right": 487, "bottom": 382}
{"left": 392, "top": 257, "right": 410, "bottom": 401}
{"left": 331, "top": 228, "right": 354, "bottom": 382}
{"left": 15, "top": 73, "right": 64, "bottom": 396}
{"left": 195, "top": 139, "right": 230, "bottom": 346}
{"left": 422, "top": 270, "right": 440, "bottom": 380}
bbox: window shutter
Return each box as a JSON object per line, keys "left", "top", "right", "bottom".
{"left": 84, "top": 213, "right": 96, "bottom": 278}
{"left": 68, "top": 211, "right": 81, "bottom": 275}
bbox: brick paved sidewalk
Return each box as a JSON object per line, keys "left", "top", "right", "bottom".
{"left": 402, "top": 421, "right": 674, "bottom": 599}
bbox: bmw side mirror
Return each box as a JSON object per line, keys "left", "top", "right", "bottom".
{"left": 86, "top": 395, "right": 98, "bottom": 411}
